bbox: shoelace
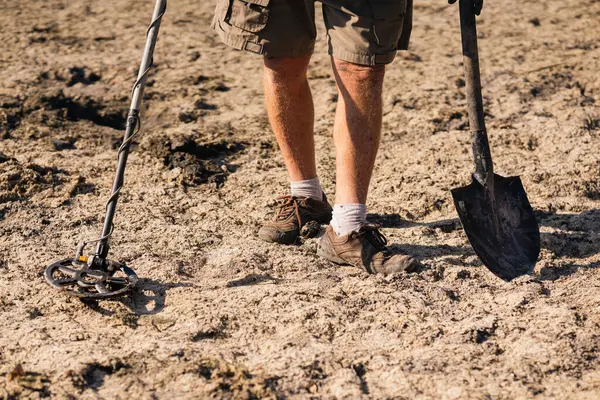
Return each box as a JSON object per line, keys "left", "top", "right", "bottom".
{"left": 357, "top": 224, "right": 390, "bottom": 255}
{"left": 274, "top": 195, "right": 303, "bottom": 226}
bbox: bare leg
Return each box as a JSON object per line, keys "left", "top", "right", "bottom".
{"left": 317, "top": 59, "right": 420, "bottom": 273}
{"left": 331, "top": 58, "right": 385, "bottom": 205}
{"left": 263, "top": 56, "right": 316, "bottom": 182}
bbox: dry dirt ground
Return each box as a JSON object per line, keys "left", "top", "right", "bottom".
{"left": 1, "top": 0, "right": 600, "bottom": 399}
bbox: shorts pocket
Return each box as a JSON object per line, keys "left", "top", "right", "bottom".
{"left": 367, "top": 0, "right": 408, "bottom": 49}
{"left": 368, "top": 0, "right": 407, "bottom": 20}
{"left": 228, "top": 0, "right": 271, "bottom": 33}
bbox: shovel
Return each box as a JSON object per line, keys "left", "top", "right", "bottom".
{"left": 450, "top": 0, "right": 540, "bottom": 281}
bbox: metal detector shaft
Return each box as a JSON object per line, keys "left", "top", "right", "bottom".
{"left": 459, "top": 0, "right": 493, "bottom": 184}
{"left": 95, "top": 0, "right": 167, "bottom": 260}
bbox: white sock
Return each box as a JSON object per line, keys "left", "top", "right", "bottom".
{"left": 330, "top": 204, "right": 367, "bottom": 236}
{"left": 290, "top": 177, "right": 323, "bottom": 200}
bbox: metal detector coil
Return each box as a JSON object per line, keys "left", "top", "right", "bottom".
{"left": 45, "top": 258, "right": 138, "bottom": 299}
{"left": 44, "top": 0, "right": 167, "bottom": 299}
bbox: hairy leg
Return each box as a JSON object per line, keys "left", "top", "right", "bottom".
{"left": 263, "top": 56, "right": 316, "bottom": 182}
{"left": 331, "top": 58, "right": 386, "bottom": 205}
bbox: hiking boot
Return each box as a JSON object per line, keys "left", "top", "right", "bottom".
{"left": 317, "top": 224, "right": 421, "bottom": 275}
{"left": 258, "top": 193, "right": 332, "bottom": 245}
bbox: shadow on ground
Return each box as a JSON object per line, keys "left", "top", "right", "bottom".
{"left": 81, "top": 279, "right": 195, "bottom": 316}
{"left": 373, "top": 210, "right": 600, "bottom": 273}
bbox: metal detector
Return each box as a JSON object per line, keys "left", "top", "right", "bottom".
{"left": 44, "top": 0, "right": 167, "bottom": 298}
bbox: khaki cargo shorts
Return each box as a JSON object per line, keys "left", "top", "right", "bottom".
{"left": 211, "top": 0, "right": 413, "bottom": 66}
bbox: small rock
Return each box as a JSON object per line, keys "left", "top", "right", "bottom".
{"left": 8, "top": 364, "right": 24, "bottom": 381}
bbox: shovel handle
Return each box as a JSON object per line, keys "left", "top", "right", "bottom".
{"left": 459, "top": 0, "right": 493, "bottom": 182}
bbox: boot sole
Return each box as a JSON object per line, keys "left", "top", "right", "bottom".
{"left": 258, "top": 231, "right": 298, "bottom": 245}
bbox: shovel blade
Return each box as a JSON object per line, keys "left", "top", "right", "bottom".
{"left": 451, "top": 174, "right": 540, "bottom": 281}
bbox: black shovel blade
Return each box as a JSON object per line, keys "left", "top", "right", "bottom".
{"left": 451, "top": 174, "right": 540, "bottom": 281}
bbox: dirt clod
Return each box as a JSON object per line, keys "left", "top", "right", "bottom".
{"left": 52, "top": 137, "right": 77, "bottom": 150}
{"left": 300, "top": 220, "right": 322, "bottom": 238}
{"left": 8, "top": 364, "right": 25, "bottom": 381}
{"left": 0, "top": 158, "right": 69, "bottom": 203}
{"left": 145, "top": 135, "right": 244, "bottom": 186}
{"left": 36, "top": 91, "right": 127, "bottom": 130}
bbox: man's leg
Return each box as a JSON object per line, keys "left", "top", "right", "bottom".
{"left": 331, "top": 58, "right": 385, "bottom": 206}
{"left": 328, "top": 58, "right": 384, "bottom": 235}
{"left": 211, "top": 0, "right": 330, "bottom": 244}
{"left": 258, "top": 56, "right": 332, "bottom": 244}
{"left": 263, "top": 56, "right": 317, "bottom": 183}
{"left": 317, "top": 57, "right": 420, "bottom": 275}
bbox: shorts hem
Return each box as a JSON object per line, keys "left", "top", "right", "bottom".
{"left": 328, "top": 45, "right": 397, "bottom": 66}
